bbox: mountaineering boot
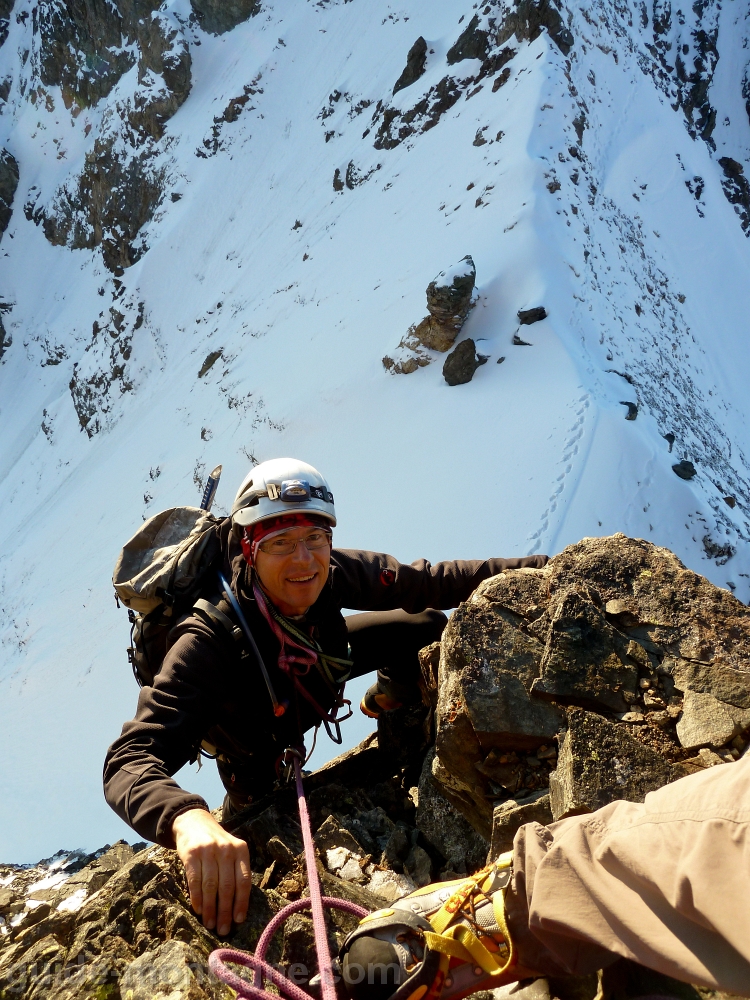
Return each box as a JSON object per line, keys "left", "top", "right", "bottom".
{"left": 339, "top": 854, "right": 516, "bottom": 1000}
{"left": 360, "top": 682, "right": 403, "bottom": 718}
{"left": 360, "top": 669, "right": 423, "bottom": 719}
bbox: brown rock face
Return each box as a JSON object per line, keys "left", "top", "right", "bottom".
{"left": 434, "top": 534, "right": 750, "bottom": 833}
{"left": 36, "top": 137, "right": 169, "bottom": 271}
{"left": 28, "top": 3, "right": 191, "bottom": 271}
{"left": 413, "top": 256, "right": 476, "bottom": 352}
{"left": 190, "top": 0, "right": 261, "bottom": 35}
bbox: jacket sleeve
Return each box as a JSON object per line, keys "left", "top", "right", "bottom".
{"left": 329, "top": 550, "right": 548, "bottom": 613}
{"left": 103, "top": 624, "right": 223, "bottom": 848}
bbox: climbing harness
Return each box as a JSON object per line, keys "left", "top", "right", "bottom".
{"left": 209, "top": 748, "right": 368, "bottom": 1000}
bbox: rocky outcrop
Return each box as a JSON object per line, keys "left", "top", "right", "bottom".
{"left": 190, "top": 0, "right": 261, "bottom": 36}
{"left": 35, "top": 0, "right": 137, "bottom": 108}
{"left": 68, "top": 292, "right": 144, "bottom": 436}
{"left": 0, "top": 733, "right": 485, "bottom": 1000}
{"left": 434, "top": 534, "right": 750, "bottom": 834}
{"left": 0, "top": 314, "right": 10, "bottom": 362}
{"left": 393, "top": 37, "right": 427, "bottom": 95}
{"left": 718, "top": 156, "right": 750, "bottom": 235}
{"left": 29, "top": 1, "right": 191, "bottom": 271}
{"left": 414, "top": 256, "right": 476, "bottom": 353}
{"left": 371, "top": 1, "right": 571, "bottom": 150}
{"left": 0, "top": 0, "right": 13, "bottom": 48}
{"left": 0, "top": 147, "right": 18, "bottom": 235}
{"left": 31, "top": 135, "right": 169, "bottom": 271}
{"left": 35, "top": 1, "right": 189, "bottom": 118}
{"left": 3, "top": 537, "right": 746, "bottom": 1000}
{"left": 494, "top": 0, "right": 574, "bottom": 57}
{"left": 518, "top": 306, "right": 547, "bottom": 325}
{"left": 383, "top": 257, "right": 476, "bottom": 374}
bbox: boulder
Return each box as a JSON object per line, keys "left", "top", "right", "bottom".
{"left": 672, "top": 459, "right": 697, "bottom": 480}
{"left": 434, "top": 534, "right": 750, "bottom": 830}
{"left": 549, "top": 708, "right": 680, "bottom": 820}
{"left": 518, "top": 306, "right": 548, "bottom": 325}
{"left": 489, "top": 791, "right": 553, "bottom": 860}
{"left": 413, "top": 256, "right": 476, "bottom": 352}
{"left": 532, "top": 590, "right": 639, "bottom": 712}
{"left": 442, "top": 339, "right": 482, "bottom": 385}
{"left": 675, "top": 689, "right": 750, "bottom": 750}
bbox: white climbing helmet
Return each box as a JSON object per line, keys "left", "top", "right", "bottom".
{"left": 231, "top": 457, "right": 336, "bottom": 528}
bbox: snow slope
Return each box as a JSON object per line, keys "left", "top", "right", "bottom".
{"left": 1, "top": 0, "right": 750, "bottom": 861}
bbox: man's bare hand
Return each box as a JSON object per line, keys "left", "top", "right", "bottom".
{"left": 172, "top": 808, "right": 251, "bottom": 936}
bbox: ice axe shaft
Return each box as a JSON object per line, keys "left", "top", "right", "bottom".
{"left": 200, "top": 465, "right": 222, "bottom": 511}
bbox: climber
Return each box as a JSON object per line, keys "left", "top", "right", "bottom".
{"left": 104, "top": 457, "right": 547, "bottom": 942}
{"left": 340, "top": 748, "right": 750, "bottom": 999}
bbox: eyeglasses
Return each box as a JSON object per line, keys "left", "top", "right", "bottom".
{"left": 258, "top": 528, "right": 332, "bottom": 556}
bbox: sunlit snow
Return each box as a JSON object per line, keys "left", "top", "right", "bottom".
{"left": 1, "top": 0, "right": 749, "bottom": 861}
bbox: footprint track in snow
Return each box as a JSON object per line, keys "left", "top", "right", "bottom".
{"left": 528, "top": 393, "right": 590, "bottom": 553}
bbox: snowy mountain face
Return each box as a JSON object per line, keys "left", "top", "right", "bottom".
{"left": 1, "top": 0, "right": 750, "bottom": 862}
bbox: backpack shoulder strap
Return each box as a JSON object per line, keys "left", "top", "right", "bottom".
{"left": 193, "top": 597, "right": 243, "bottom": 643}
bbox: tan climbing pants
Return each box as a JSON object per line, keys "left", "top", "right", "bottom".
{"left": 506, "top": 751, "right": 750, "bottom": 994}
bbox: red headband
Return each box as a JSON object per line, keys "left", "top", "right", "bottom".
{"left": 240, "top": 513, "right": 331, "bottom": 565}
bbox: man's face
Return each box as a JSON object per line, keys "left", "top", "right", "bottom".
{"left": 254, "top": 524, "right": 331, "bottom": 616}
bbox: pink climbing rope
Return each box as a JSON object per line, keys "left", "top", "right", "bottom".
{"left": 209, "top": 752, "right": 369, "bottom": 1000}
{"left": 292, "top": 750, "right": 339, "bottom": 1000}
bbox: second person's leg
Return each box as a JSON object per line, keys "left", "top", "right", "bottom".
{"left": 345, "top": 608, "right": 447, "bottom": 715}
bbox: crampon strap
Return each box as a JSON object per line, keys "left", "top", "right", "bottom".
{"left": 209, "top": 751, "right": 368, "bottom": 1000}
{"left": 423, "top": 859, "right": 515, "bottom": 978}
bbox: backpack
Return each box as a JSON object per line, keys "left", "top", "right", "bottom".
{"left": 112, "top": 506, "right": 239, "bottom": 687}
{"left": 113, "top": 505, "right": 351, "bottom": 746}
